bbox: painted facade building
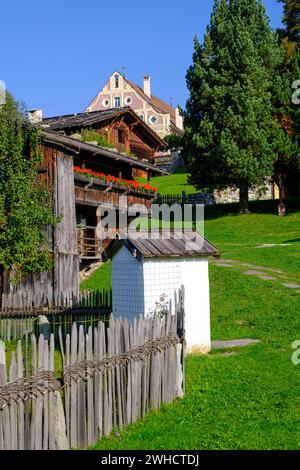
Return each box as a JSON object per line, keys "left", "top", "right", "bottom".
{"left": 85, "top": 72, "right": 184, "bottom": 139}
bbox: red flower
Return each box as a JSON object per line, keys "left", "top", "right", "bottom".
{"left": 73, "top": 166, "right": 157, "bottom": 194}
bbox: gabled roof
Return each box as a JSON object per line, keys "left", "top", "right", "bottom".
{"left": 42, "top": 107, "right": 166, "bottom": 151}
{"left": 126, "top": 79, "right": 175, "bottom": 116}
{"left": 103, "top": 230, "right": 220, "bottom": 262}
{"left": 85, "top": 71, "right": 184, "bottom": 136}
{"left": 125, "top": 78, "right": 184, "bottom": 135}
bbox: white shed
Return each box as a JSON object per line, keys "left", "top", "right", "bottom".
{"left": 103, "top": 230, "right": 219, "bottom": 353}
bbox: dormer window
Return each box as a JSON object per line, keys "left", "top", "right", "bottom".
{"left": 114, "top": 74, "right": 119, "bottom": 88}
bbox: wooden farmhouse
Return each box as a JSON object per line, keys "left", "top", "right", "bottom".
{"left": 0, "top": 109, "right": 166, "bottom": 309}
{"left": 42, "top": 107, "right": 166, "bottom": 175}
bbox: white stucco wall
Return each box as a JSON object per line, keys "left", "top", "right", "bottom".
{"left": 180, "top": 259, "right": 211, "bottom": 353}
{"left": 143, "top": 258, "right": 211, "bottom": 353}
{"left": 111, "top": 249, "right": 211, "bottom": 353}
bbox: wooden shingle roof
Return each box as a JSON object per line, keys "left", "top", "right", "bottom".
{"left": 42, "top": 107, "right": 166, "bottom": 149}
{"left": 43, "top": 108, "right": 128, "bottom": 130}
{"left": 103, "top": 230, "right": 220, "bottom": 262}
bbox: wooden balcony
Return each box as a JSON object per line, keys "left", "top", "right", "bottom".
{"left": 74, "top": 174, "right": 153, "bottom": 212}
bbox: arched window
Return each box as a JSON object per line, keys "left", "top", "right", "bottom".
{"left": 114, "top": 74, "right": 119, "bottom": 88}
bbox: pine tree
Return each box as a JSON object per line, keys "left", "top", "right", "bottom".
{"left": 182, "top": 0, "right": 284, "bottom": 213}
{"left": 273, "top": 0, "right": 300, "bottom": 206}
{"left": 273, "top": 47, "right": 300, "bottom": 205}
{"left": 278, "top": 0, "right": 300, "bottom": 45}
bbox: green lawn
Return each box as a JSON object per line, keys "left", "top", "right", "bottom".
{"left": 80, "top": 260, "right": 111, "bottom": 292}
{"left": 91, "top": 266, "right": 300, "bottom": 450}
{"left": 205, "top": 203, "right": 300, "bottom": 279}
{"left": 84, "top": 201, "right": 300, "bottom": 450}
{"left": 137, "top": 166, "right": 198, "bottom": 195}
{"left": 81, "top": 198, "right": 300, "bottom": 289}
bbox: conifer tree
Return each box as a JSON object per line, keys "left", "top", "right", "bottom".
{"left": 182, "top": 0, "right": 283, "bottom": 212}
{"left": 273, "top": 0, "right": 300, "bottom": 206}
{"left": 278, "top": 0, "right": 300, "bottom": 45}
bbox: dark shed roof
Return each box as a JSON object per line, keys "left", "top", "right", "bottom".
{"left": 42, "top": 107, "right": 166, "bottom": 150}
{"left": 42, "top": 109, "right": 124, "bottom": 129}
{"left": 103, "top": 230, "right": 220, "bottom": 262}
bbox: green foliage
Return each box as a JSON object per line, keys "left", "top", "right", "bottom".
{"left": 277, "top": 0, "right": 300, "bottom": 45}
{"left": 0, "top": 93, "right": 58, "bottom": 278}
{"left": 272, "top": 2, "right": 300, "bottom": 197}
{"left": 80, "top": 128, "right": 115, "bottom": 148}
{"left": 163, "top": 134, "right": 183, "bottom": 151}
{"left": 182, "top": 0, "right": 284, "bottom": 211}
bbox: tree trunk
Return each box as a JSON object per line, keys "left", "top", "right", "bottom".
{"left": 279, "top": 184, "right": 284, "bottom": 207}
{"left": 278, "top": 181, "right": 286, "bottom": 217}
{"left": 239, "top": 185, "right": 249, "bottom": 214}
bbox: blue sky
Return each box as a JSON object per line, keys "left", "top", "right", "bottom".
{"left": 0, "top": 0, "right": 283, "bottom": 117}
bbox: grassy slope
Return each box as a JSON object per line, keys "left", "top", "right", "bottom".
{"left": 85, "top": 203, "right": 300, "bottom": 450}
{"left": 80, "top": 260, "right": 111, "bottom": 291}
{"left": 205, "top": 207, "right": 300, "bottom": 279}
{"left": 92, "top": 267, "right": 300, "bottom": 450}
{"left": 137, "top": 167, "right": 198, "bottom": 195}
{"left": 81, "top": 199, "right": 300, "bottom": 289}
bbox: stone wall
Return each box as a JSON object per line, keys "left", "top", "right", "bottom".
{"left": 214, "top": 182, "right": 274, "bottom": 204}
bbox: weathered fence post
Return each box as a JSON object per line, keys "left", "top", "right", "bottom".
{"left": 0, "top": 341, "right": 5, "bottom": 386}
{"left": 50, "top": 392, "right": 69, "bottom": 450}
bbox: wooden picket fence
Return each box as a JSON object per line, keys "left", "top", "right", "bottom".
{"left": 0, "top": 317, "right": 36, "bottom": 343}
{"left": 0, "top": 289, "right": 112, "bottom": 343}
{"left": 0, "top": 289, "right": 185, "bottom": 450}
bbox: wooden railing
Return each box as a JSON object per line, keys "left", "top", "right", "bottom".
{"left": 74, "top": 174, "right": 153, "bottom": 211}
